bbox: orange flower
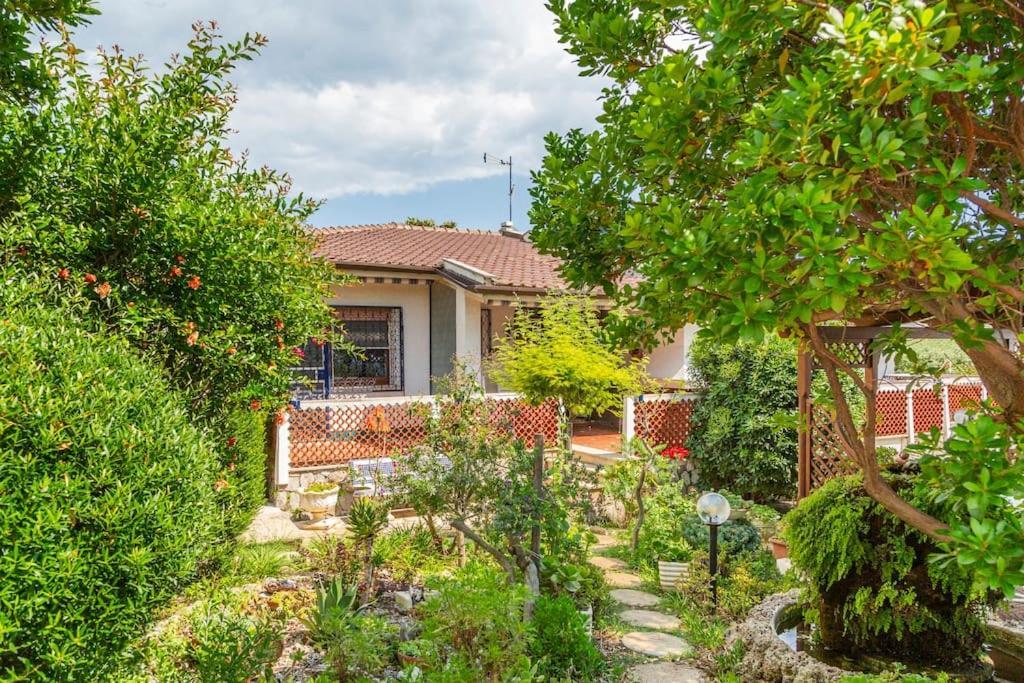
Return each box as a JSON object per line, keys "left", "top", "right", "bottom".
{"left": 249, "top": 400, "right": 262, "bottom": 411}
{"left": 274, "top": 319, "right": 285, "bottom": 331}
{"left": 187, "top": 275, "right": 201, "bottom": 290}
{"left": 214, "top": 479, "right": 230, "bottom": 492}
{"left": 57, "top": 268, "right": 70, "bottom": 280}
{"left": 94, "top": 282, "right": 112, "bottom": 299}
{"left": 227, "top": 346, "right": 237, "bottom": 356}
{"left": 175, "top": 254, "right": 186, "bottom": 264}
{"left": 84, "top": 273, "right": 97, "bottom": 284}
{"left": 186, "top": 331, "right": 199, "bottom": 346}
{"left": 169, "top": 266, "right": 183, "bottom": 277}
{"left": 274, "top": 411, "right": 286, "bottom": 425}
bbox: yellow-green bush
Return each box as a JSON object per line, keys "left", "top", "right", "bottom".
{"left": 0, "top": 299, "right": 221, "bottom": 679}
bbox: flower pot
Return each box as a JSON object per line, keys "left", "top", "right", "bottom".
{"left": 658, "top": 560, "right": 690, "bottom": 592}
{"left": 769, "top": 536, "right": 789, "bottom": 559}
{"left": 298, "top": 487, "right": 340, "bottom": 521}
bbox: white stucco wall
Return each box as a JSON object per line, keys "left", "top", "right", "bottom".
{"left": 645, "top": 324, "right": 700, "bottom": 384}
{"left": 327, "top": 282, "right": 431, "bottom": 397}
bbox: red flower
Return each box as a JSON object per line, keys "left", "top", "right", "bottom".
{"left": 94, "top": 282, "right": 112, "bottom": 299}
{"left": 175, "top": 254, "right": 185, "bottom": 264}
{"left": 661, "top": 446, "right": 690, "bottom": 461}
{"left": 227, "top": 346, "right": 237, "bottom": 356}
{"left": 274, "top": 411, "right": 286, "bottom": 425}
{"left": 292, "top": 347, "right": 305, "bottom": 358}
{"left": 227, "top": 436, "right": 237, "bottom": 448}
{"left": 187, "top": 275, "right": 201, "bottom": 290}
{"left": 249, "top": 400, "right": 262, "bottom": 411}
{"left": 57, "top": 268, "right": 70, "bottom": 280}
{"left": 169, "top": 266, "right": 183, "bottom": 277}
{"left": 84, "top": 273, "right": 97, "bottom": 284}
{"left": 274, "top": 319, "right": 285, "bottom": 331}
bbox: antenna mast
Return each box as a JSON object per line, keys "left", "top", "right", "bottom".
{"left": 483, "top": 153, "right": 513, "bottom": 224}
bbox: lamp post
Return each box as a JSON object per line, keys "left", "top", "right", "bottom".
{"left": 696, "top": 491, "right": 731, "bottom": 614}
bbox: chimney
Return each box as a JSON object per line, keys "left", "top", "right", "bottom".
{"left": 499, "top": 220, "right": 525, "bottom": 240}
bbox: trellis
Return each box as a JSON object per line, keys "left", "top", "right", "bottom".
{"left": 796, "top": 325, "right": 979, "bottom": 498}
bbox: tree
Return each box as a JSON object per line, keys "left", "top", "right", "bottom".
{"left": 0, "top": 1, "right": 96, "bottom": 100}
{"left": 489, "top": 294, "right": 650, "bottom": 445}
{"left": 532, "top": 0, "right": 1023, "bottom": 594}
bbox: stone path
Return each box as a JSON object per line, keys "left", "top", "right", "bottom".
{"left": 587, "top": 528, "right": 703, "bottom": 681}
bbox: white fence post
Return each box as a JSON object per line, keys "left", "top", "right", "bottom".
{"left": 623, "top": 396, "right": 636, "bottom": 444}
{"left": 275, "top": 410, "right": 290, "bottom": 489}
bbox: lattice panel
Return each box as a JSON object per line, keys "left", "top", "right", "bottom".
{"left": 912, "top": 387, "right": 944, "bottom": 434}
{"left": 288, "top": 401, "right": 427, "bottom": 468}
{"left": 810, "top": 405, "right": 856, "bottom": 488}
{"left": 634, "top": 397, "right": 696, "bottom": 449}
{"left": 949, "top": 384, "right": 983, "bottom": 415}
{"left": 876, "top": 390, "right": 907, "bottom": 436}
{"left": 488, "top": 397, "right": 559, "bottom": 447}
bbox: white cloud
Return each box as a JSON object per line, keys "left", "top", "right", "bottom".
{"left": 73, "top": 0, "right": 607, "bottom": 199}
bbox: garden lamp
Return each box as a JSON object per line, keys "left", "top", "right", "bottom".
{"left": 696, "top": 491, "right": 731, "bottom": 613}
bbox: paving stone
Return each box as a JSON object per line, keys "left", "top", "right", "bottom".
{"left": 604, "top": 571, "right": 643, "bottom": 589}
{"left": 621, "top": 631, "right": 693, "bottom": 658}
{"left": 610, "top": 589, "right": 661, "bottom": 608}
{"left": 626, "top": 661, "right": 706, "bottom": 682}
{"left": 588, "top": 555, "right": 627, "bottom": 571}
{"left": 591, "top": 534, "right": 618, "bottom": 549}
{"left": 619, "top": 609, "right": 681, "bottom": 631}
{"left": 238, "top": 505, "right": 304, "bottom": 543}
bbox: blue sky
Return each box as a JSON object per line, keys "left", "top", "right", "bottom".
{"left": 71, "top": 1, "right": 605, "bottom": 231}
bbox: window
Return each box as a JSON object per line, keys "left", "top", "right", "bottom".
{"left": 291, "top": 306, "right": 403, "bottom": 397}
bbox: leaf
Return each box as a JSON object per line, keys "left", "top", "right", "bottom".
{"left": 778, "top": 47, "right": 790, "bottom": 74}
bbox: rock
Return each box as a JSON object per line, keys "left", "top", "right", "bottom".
{"left": 626, "top": 662, "right": 706, "bottom": 682}
{"left": 621, "top": 631, "right": 693, "bottom": 658}
{"left": 264, "top": 578, "right": 298, "bottom": 593}
{"left": 726, "top": 590, "right": 846, "bottom": 683}
{"left": 589, "top": 555, "right": 627, "bottom": 571}
{"left": 605, "top": 571, "right": 643, "bottom": 589}
{"left": 620, "top": 609, "right": 682, "bottom": 631}
{"left": 611, "top": 589, "right": 661, "bottom": 608}
{"left": 393, "top": 590, "right": 414, "bottom": 613}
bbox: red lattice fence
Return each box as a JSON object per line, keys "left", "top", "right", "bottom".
{"left": 876, "top": 389, "right": 907, "bottom": 436}
{"left": 286, "top": 395, "right": 559, "bottom": 469}
{"left": 633, "top": 395, "right": 697, "bottom": 449}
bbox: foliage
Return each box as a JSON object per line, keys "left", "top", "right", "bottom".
{"left": 304, "top": 481, "right": 340, "bottom": 493}
{"left": 669, "top": 550, "right": 782, "bottom": 621}
{"left": 404, "top": 217, "right": 457, "bottom": 228}
{"left": 313, "top": 612, "right": 395, "bottom": 682}
{"left": 785, "top": 475, "right": 994, "bottom": 664}
{"left": 300, "top": 536, "right": 361, "bottom": 585}
{"left": 687, "top": 336, "right": 798, "bottom": 500}
{"left": 216, "top": 407, "right": 271, "bottom": 539}
{"left": 225, "top": 542, "right": 299, "bottom": 581}
{"left": 682, "top": 516, "right": 764, "bottom": 557}
{"left": 302, "top": 576, "right": 365, "bottom": 640}
{"left": 1, "top": 24, "right": 338, "bottom": 419}
{"left": 0, "top": 292, "right": 221, "bottom": 680}
{"left": 913, "top": 415, "right": 1024, "bottom": 598}
{"left": 489, "top": 294, "right": 650, "bottom": 418}
{"left": 895, "top": 340, "right": 973, "bottom": 377}
{"left": 372, "top": 524, "right": 453, "bottom": 584}
{"left": 532, "top": 0, "right": 1024, "bottom": 582}
{"left": 186, "top": 603, "right": 283, "bottom": 683}
{"left": 528, "top": 595, "right": 603, "bottom": 681}
{"left": 633, "top": 481, "right": 696, "bottom": 567}
{"left": 348, "top": 496, "right": 390, "bottom": 597}
{"left": 393, "top": 362, "right": 580, "bottom": 586}
{"left": 419, "top": 562, "right": 534, "bottom": 680}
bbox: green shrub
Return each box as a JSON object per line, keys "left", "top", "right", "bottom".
{"left": 529, "top": 595, "right": 603, "bottom": 681}
{"left": 785, "top": 475, "right": 992, "bottom": 667}
{"left": 419, "top": 562, "right": 532, "bottom": 679}
{"left": 187, "top": 604, "right": 283, "bottom": 683}
{"left": 216, "top": 407, "right": 270, "bottom": 539}
{"left": 225, "top": 541, "right": 299, "bottom": 581}
{"left": 633, "top": 482, "right": 697, "bottom": 568}
{"left": 687, "top": 335, "right": 798, "bottom": 500}
{"left": 681, "top": 515, "right": 763, "bottom": 556}
{"left": 0, "top": 299, "right": 221, "bottom": 679}
{"left": 373, "top": 524, "right": 451, "bottom": 584}
{"left": 314, "top": 613, "right": 395, "bottom": 681}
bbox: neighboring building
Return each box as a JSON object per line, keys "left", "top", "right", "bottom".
{"left": 294, "top": 222, "right": 698, "bottom": 399}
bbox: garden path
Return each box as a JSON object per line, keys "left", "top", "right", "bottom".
{"left": 588, "top": 528, "right": 706, "bottom": 682}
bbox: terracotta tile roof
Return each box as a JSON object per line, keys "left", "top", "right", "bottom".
{"left": 309, "top": 223, "right": 569, "bottom": 291}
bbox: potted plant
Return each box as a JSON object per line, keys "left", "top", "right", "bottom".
{"left": 656, "top": 539, "right": 693, "bottom": 592}
{"left": 749, "top": 504, "right": 781, "bottom": 543}
{"left": 542, "top": 560, "right": 595, "bottom": 635}
{"left": 298, "top": 481, "right": 341, "bottom": 521}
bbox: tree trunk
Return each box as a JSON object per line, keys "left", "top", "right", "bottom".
{"left": 451, "top": 518, "right": 516, "bottom": 582}
{"left": 630, "top": 459, "right": 648, "bottom": 553}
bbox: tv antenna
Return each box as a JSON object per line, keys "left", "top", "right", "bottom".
{"left": 483, "top": 153, "right": 513, "bottom": 224}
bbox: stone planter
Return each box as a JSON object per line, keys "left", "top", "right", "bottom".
{"left": 658, "top": 560, "right": 690, "bottom": 592}
{"left": 729, "top": 505, "right": 750, "bottom": 521}
{"left": 298, "top": 487, "right": 340, "bottom": 521}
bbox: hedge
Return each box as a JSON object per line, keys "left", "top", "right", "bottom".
{"left": 0, "top": 299, "right": 222, "bottom": 679}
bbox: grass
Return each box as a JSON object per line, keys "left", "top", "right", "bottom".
{"left": 224, "top": 541, "right": 301, "bottom": 581}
